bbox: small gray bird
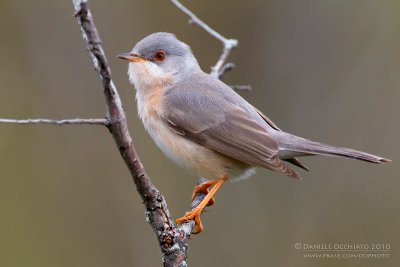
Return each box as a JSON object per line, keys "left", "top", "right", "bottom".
{"left": 118, "top": 32, "right": 390, "bottom": 233}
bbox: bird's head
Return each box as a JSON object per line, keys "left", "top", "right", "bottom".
{"left": 119, "top": 32, "right": 201, "bottom": 90}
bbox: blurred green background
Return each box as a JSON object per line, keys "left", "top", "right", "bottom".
{"left": 0, "top": 0, "right": 398, "bottom": 266}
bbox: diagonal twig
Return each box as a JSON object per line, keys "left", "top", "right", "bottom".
{"left": 171, "top": 0, "right": 238, "bottom": 78}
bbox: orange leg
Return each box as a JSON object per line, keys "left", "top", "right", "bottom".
{"left": 191, "top": 180, "right": 219, "bottom": 206}
{"left": 176, "top": 176, "right": 227, "bottom": 234}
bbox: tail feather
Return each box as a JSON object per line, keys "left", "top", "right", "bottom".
{"left": 277, "top": 132, "right": 391, "bottom": 164}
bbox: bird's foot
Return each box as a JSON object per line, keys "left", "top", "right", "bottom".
{"left": 176, "top": 208, "right": 204, "bottom": 234}
{"left": 191, "top": 180, "right": 219, "bottom": 206}
{"left": 176, "top": 176, "right": 227, "bottom": 234}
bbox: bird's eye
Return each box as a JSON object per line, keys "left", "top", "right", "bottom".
{"left": 153, "top": 50, "right": 166, "bottom": 62}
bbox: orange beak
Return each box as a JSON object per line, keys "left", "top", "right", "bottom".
{"left": 117, "top": 53, "right": 147, "bottom": 62}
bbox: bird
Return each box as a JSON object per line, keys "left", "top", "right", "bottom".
{"left": 118, "top": 32, "right": 390, "bottom": 233}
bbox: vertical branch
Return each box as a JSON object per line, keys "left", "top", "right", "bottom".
{"left": 71, "top": 0, "right": 240, "bottom": 265}
{"left": 72, "top": 1, "right": 193, "bottom": 266}
{"left": 0, "top": 1, "right": 243, "bottom": 266}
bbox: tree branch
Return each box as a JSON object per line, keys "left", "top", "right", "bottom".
{"left": 230, "top": 85, "right": 252, "bottom": 91}
{"left": 0, "top": 118, "right": 107, "bottom": 126}
{"left": 0, "top": 1, "right": 240, "bottom": 266}
{"left": 171, "top": 0, "right": 238, "bottom": 78}
{"left": 72, "top": 1, "right": 205, "bottom": 266}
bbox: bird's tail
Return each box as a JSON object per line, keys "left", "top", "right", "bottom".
{"left": 275, "top": 132, "right": 391, "bottom": 163}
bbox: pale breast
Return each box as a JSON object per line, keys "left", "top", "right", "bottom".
{"left": 136, "top": 88, "right": 250, "bottom": 180}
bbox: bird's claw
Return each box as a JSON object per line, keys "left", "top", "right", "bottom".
{"left": 176, "top": 209, "right": 204, "bottom": 234}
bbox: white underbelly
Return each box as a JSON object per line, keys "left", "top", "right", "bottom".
{"left": 142, "top": 114, "right": 251, "bottom": 180}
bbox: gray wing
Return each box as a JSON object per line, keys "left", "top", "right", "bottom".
{"left": 162, "top": 74, "right": 300, "bottom": 179}
{"left": 255, "top": 108, "right": 310, "bottom": 171}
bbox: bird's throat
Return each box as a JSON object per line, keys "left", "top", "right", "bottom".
{"left": 128, "top": 62, "right": 172, "bottom": 91}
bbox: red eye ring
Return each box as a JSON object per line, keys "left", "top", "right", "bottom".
{"left": 153, "top": 50, "right": 166, "bottom": 61}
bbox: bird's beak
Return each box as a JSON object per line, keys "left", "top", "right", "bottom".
{"left": 117, "top": 52, "right": 147, "bottom": 62}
